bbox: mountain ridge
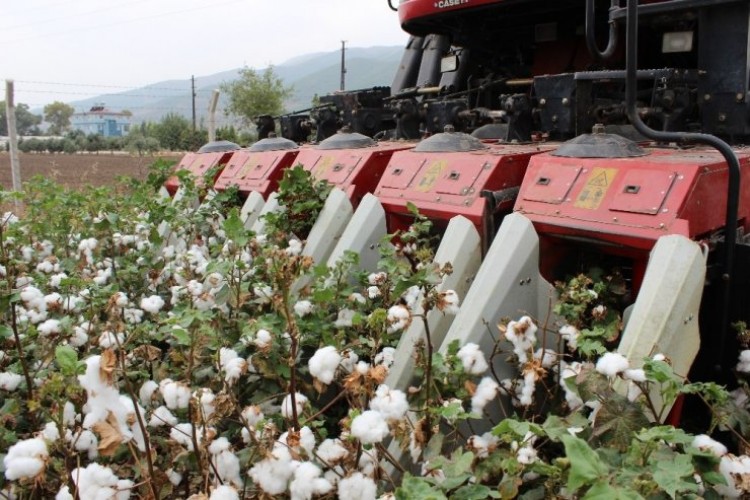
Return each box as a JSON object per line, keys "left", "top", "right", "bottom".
{"left": 66, "top": 45, "right": 405, "bottom": 126}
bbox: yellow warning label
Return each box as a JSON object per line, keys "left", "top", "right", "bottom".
{"left": 415, "top": 160, "right": 447, "bottom": 192}
{"left": 574, "top": 167, "right": 618, "bottom": 210}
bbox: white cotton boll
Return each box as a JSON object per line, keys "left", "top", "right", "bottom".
{"left": 368, "top": 272, "right": 387, "bottom": 285}
{"left": 160, "top": 380, "right": 191, "bottom": 410}
{"left": 248, "top": 446, "right": 296, "bottom": 495}
{"left": 340, "top": 350, "right": 359, "bottom": 373}
{"left": 653, "top": 353, "right": 666, "bottom": 362}
{"left": 467, "top": 432, "right": 500, "bottom": 458}
{"left": 275, "top": 427, "right": 316, "bottom": 457}
{"left": 517, "top": 444, "right": 538, "bottom": 464}
{"left": 471, "top": 376, "right": 500, "bottom": 414}
{"left": 98, "top": 330, "right": 125, "bottom": 349}
{"left": 199, "top": 389, "right": 216, "bottom": 419}
{"left": 504, "top": 316, "right": 538, "bottom": 363}
{"left": 214, "top": 449, "right": 243, "bottom": 488}
{"left": 518, "top": 371, "right": 537, "bottom": 407}
{"left": 63, "top": 402, "right": 78, "bottom": 427}
{"left": 254, "top": 329, "right": 272, "bottom": 349}
{"left": 70, "top": 429, "right": 99, "bottom": 460}
{"left": 338, "top": 472, "right": 377, "bottom": 500}
{"left": 369, "top": 385, "right": 409, "bottom": 421}
{"left": 294, "top": 300, "right": 313, "bottom": 317}
{"left": 596, "top": 352, "right": 630, "bottom": 377}
{"left": 220, "top": 347, "right": 239, "bottom": 367}
{"left": 170, "top": 423, "right": 196, "bottom": 450}
{"left": 0, "top": 372, "right": 23, "bottom": 391}
{"left": 123, "top": 308, "right": 144, "bottom": 324}
{"left": 166, "top": 469, "right": 182, "bottom": 486}
{"left": 241, "top": 405, "right": 264, "bottom": 428}
{"left": 290, "top": 461, "right": 333, "bottom": 500}
{"left": 149, "top": 406, "right": 178, "bottom": 427}
{"left": 139, "top": 380, "right": 159, "bottom": 406}
{"left": 56, "top": 485, "right": 74, "bottom": 500}
{"left": 371, "top": 349, "right": 394, "bottom": 370}
{"left": 356, "top": 361, "right": 371, "bottom": 375}
{"left": 49, "top": 272, "right": 68, "bottom": 289}
{"left": 386, "top": 304, "right": 411, "bottom": 333}
{"left": 44, "top": 293, "right": 63, "bottom": 309}
{"left": 367, "top": 286, "right": 381, "bottom": 299}
{"left": 41, "top": 421, "right": 60, "bottom": 442}
{"left": 115, "top": 479, "right": 134, "bottom": 500}
{"left": 334, "top": 308, "right": 356, "bottom": 328}
{"left": 437, "top": 289, "right": 460, "bottom": 314}
{"left": 624, "top": 368, "right": 647, "bottom": 382}
{"left": 210, "top": 485, "right": 240, "bottom": 500}
{"left": 38, "top": 318, "right": 62, "bottom": 336}
{"left": 208, "top": 437, "right": 231, "bottom": 455}
{"left": 350, "top": 410, "right": 389, "bottom": 444}
{"left": 737, "top": 350, "right": 750, "bottom": 373}
{"left": 224, "top": 358, "right": 247, "bottom": 385}
{"left": 692, "top": 434, "right": 728, "bottom": 457}
{"left": 717, "top": 454, "right": 750, "bottom": 498}
{"left": 559, "top": 324, "right": 580, "bottom": 351}
{"left": 309, "top": 346, "right": 342, "bottom": 385}
{"left": 281, "top": 392, "right": 308, "bottom": 419}
{"left": 348, "top": 292, "right": 366, "bottom": 304}
{"left": 316, "top": 439, "right": 349, "bottom": 466}
{"left": 140, "top": 295, "right": 165, "bottom": 314}
{"left": 457, "top": 343, "right": 489, "bottom": 375}
{"left": 533, "top": 348, "right": 557, "bottom": 369}
{"left": 3, "top": 437, "right": 48, "bottom": 480}
{"left": 285, "top": 238, "right": 303, "bottom": 256}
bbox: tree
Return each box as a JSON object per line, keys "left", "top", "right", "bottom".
{"left": 44, "top": 101, "right": 75, "bottom": 135}
{"left": 221, "top": 66, "right": 292, "bottom": 128}
{"left": 153, "top": 113, "right": 191, "bottom": 151}
{"left": 0, "top": 102, "right": 42, "bottom": 136}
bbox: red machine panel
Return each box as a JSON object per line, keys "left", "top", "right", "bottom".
{"left": 375, "top": 143, "right": 554, "bottom": 240}
{"left": 164, "top": 151, "right": 235, "bottom": 196}
{"left": 213, "top": 149, "right": 301, "bottom": 199}
{"left": 295, "top": 142, "right": 413, "bottom": 208}
{"left": 515, "top": 147, "right": 750, "bottom": 253}
{"left": 399, "top": 0, "right": 503, "bottom": 29}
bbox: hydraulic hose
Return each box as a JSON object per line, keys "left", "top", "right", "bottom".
{"left": 387, "top": 0, "right": 398, "bottom": 12}
{"left": 586, "top": 0, "right": 620, "bottom": 60}
{"left": 625, "top": 0, "right": 741, "bottom": 370}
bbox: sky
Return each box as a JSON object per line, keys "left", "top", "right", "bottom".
{"left": 0, "top": 0, "right": 409, "bottom": 109}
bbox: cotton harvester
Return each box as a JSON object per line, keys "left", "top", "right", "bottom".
{"left": 167, "top": 0, "right": 750, "bottom": 424}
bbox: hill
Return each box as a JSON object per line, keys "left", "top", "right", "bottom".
{"left": 66, "top": 45, "right": 405, "bottom": 126}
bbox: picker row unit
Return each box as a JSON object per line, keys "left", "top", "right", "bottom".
{"left": 165, "top": 0, "right": 750, "bottom": 429}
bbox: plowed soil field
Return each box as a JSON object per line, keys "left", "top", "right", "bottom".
{"left": 0, "top": 152, "right": 182, "bottom": 191}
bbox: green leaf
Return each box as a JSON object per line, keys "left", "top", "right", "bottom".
{"left": 0, "top": 324, "right": 12, "bottom": 339}
{"left": 561, "top": 435, "right": 609, "bottom": 492}
{"left": 493, "top": 418, "right": 543, "bottom": 440}
{"left": 171, "top": 327, "right": 191, "bottom": 346}
{"left": 583, "top": 481, "right": 644, "bottom": 499}
{"left": 652, "top": 453, "right": 699, "bottom": 498}
{"left": 452, "top": 484, "right": 500, "bottom": 500}
{"left": 395, "top": 474, "right": 448, "bottom": 500}
{"left": 55, "top": 345, "right": 79, "bottom": 376}
{"left": 222, "top": 208, "right": 248, "bottom": 247}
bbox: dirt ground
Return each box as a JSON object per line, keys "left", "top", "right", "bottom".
{"left": 0, "top": 152, "right": 183, "bottom": 191}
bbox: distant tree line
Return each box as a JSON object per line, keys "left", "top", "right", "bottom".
{"left": 3, "top": 66, "right": 292, "bottom": 154}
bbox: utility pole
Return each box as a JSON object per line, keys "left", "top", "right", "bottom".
{"left": 207, "top": 89, "right": 220, "bottom": 142}
{"left": 5, "top": 80, "right": 21, "bottom": 194}
{"left": 191, "top": 75, "right": 197, "bottom": 131}
{"left": 340, "top": 40, "right": 347, "bottom": 91}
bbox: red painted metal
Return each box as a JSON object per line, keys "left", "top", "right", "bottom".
{"left": 213, "top": 149, "right": 301, "bottom": 199}
{"left": 295, "top": 142, "right": 413, "bottom": 208}
{"left": 516, "top": 147, "right": 750, "bottom": 253}
{"left": 375, "top": 143, "right": 554, "bottom": 242}
{"left": 398, "top": 0, "right": 503, "bottom": 28}
{"left": 164, "top": 151, "right": 235, "bottom": 196}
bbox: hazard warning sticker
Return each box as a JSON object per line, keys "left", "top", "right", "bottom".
{"left": 416, "top": 159, "right": 447, "bottom": 192}
{"left": 574, "top": 167, "right": 618, "bottom": 210}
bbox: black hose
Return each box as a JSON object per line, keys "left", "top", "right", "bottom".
{"left": 387, "top": 0, "right": 398, "bottom": 12}
{"left": 625, "top": 0, "right": 740, "bottom": 369}
{"left": 586, "top": 0, "right": 620, "bottom": 60}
